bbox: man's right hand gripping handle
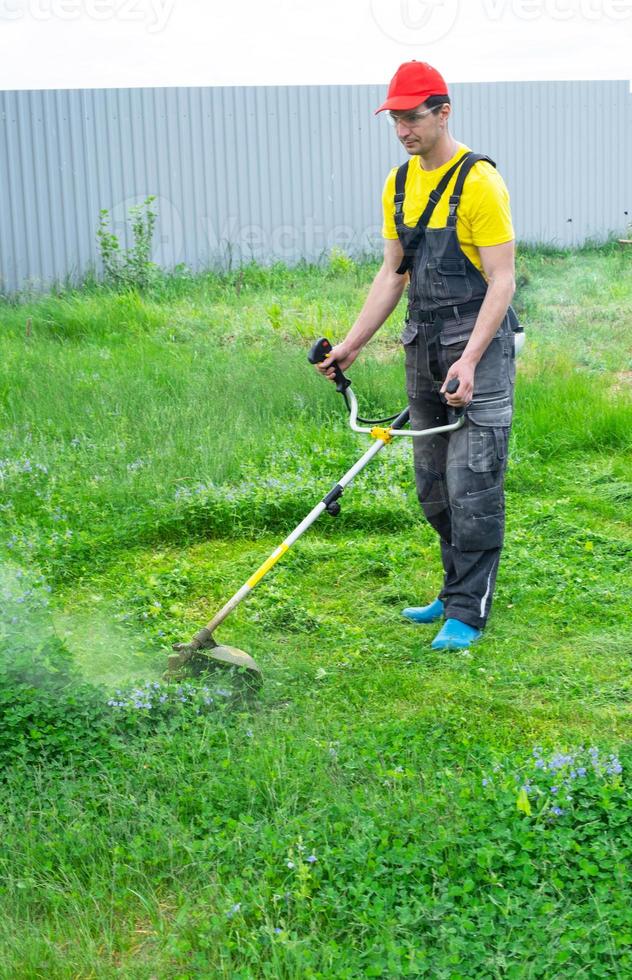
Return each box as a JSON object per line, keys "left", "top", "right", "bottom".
{"left": 307, "top": 337, "right": 352, "bottom": 394}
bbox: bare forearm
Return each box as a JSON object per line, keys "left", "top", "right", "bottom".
{"left": 461, "top": 273, "right": 515, "bottom": 368}
{"left": 344, "top": 265, "right": 407, "bottom": 355}
{"left": 317, "top": 239, "right": 407, "bottom": 379}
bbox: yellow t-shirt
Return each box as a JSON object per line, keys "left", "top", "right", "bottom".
{"left": 381, "top": 144, "right": 514, "bottom": 274}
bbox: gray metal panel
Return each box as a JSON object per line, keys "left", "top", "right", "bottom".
{"left": 450, "top": 79, "right": 632, "bottom": 246}
{"left": 0, "top": 81, "right": 631, "bottom": 296}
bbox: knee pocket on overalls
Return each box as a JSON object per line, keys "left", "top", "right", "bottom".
{"left": 451, "top": 481, "right": 505, "bottom": 552}
{"left": 415, "top": 467, "right": 452, "bottom": 539}
{"left": 414, "top": 466, "right": 448, "bottom": 515}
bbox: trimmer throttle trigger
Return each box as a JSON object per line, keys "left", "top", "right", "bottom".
{"left": 307, "top": 337, "right": 333, "bottom": 364}
{"left": 307, "top": 337, "right": 352, "bottom": 394}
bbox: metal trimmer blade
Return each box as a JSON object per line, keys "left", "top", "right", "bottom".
{"left": 166, "top": 634, "right": 262, "bottom": 685}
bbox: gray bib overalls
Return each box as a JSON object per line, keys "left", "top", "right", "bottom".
{"left": 394, "top": 151, "right": 515, "bottom": 629}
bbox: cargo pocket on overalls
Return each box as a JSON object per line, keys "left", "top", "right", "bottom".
{"left": 505, "top": 332, "right": 517, "bottom": 386}
{"left": 401, "top": 319, "right": 419, "bottom": 399}
{"left": 471, "top": 328, "right": 508, "bottom": 396}
{"left": 467, "top": 407, "right": 512, "bottom": 473}
{"left": 494, "top": 426, "right": 509, "bottom": 466}
{"left": 438, "top": 317, "right": 474, "bottom": 374}
{"left": 452, "top": 409, "right": 510, "bottom": 551}
{"left": 467, "top": 403, "right": 513, "bottom": 428}
{"left": 468, "top": 427, "right": 497, "bottom": 473}
{"left": 429, "top": 258, "right": 473, "bottom": 304}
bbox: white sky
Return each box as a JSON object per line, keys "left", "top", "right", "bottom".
{"left": 0, "top": 0, "right": 630, "bottom": 91}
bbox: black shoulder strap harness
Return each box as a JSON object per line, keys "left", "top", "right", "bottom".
{"left": 394, "top": 151, "right": 496, "bottom": 274}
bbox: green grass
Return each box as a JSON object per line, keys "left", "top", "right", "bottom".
{"left": 0, "top": 246, "right": 631, "bottom": 977}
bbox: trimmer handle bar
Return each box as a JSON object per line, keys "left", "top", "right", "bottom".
{"left": 309, "top": 336, "right": 465, "bottom": 437}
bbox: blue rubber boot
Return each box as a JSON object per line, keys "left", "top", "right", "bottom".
{"left": 431, "top": 618, "right": 481, "bottom": 650}
{"left": 402, "top": 598, "right": 444, "bottom": 624}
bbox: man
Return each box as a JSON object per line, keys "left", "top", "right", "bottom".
{"left": 317, "top": 61, "right": 516, "bottom": 651}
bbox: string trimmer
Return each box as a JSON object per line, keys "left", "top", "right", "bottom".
{"left": 166, "top": 338, "right": 464, "bottom": 682}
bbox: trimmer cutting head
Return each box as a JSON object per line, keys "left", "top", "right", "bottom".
{"left": 167, "top": 635, "right": 262, "bottom": 685}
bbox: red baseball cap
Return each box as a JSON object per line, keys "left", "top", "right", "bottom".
{"left": 375, "top": 61, "right": 449, "bottom": 114}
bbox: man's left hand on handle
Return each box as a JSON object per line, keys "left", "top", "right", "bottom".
{"left": 440, "top": 356, "right": 475, "bottom": 408}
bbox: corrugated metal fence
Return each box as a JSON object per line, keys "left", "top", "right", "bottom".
{"left": 1, "top": 80, "right": 631, "bottom": 297}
